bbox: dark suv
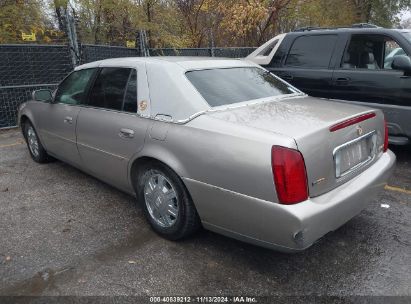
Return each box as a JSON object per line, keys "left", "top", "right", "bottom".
{"left": 247, "top": 25, "right": 411, "bottom": 145}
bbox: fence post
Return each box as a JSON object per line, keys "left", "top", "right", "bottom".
{"left": 64, "top": 8, "right": 80, "bottom": 66}
{"left": 137, "top": 30, "right": 150, "bottom": 57}
{"left": 208, "top": 28, "right": 215, "bottom": 57}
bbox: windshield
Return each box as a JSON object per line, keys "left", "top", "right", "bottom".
{"left": 401, "top": 31, "right": 411, "bottom": 43}
{"left": 186, "top": 67, "right": 299, "bottom": 107}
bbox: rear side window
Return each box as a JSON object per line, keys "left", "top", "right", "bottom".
{"left": 123, "top": 69, "right": 137, "bottom": 113}
{"left": 86, "top": 67, "right": 137, "bottom": 112}
{"left": 285, "top": 35, "right": 338, "bottom": 68}
{"left": 186, "top": 67, "right": 298, "bottom": 107}
{"left": 258, "top": 39, "right": 278, "bottom": 56}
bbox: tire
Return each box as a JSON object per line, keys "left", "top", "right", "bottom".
{"left": 23, "top": 121, "right": 50, "bottom": 163}
{"left": 135, "top": 161, "right": 201, "bottom": 240}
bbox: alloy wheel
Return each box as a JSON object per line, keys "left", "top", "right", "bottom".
{"left": 27, "top": 126, "right": 40, "bottom": 158}
{"left": 143, "top": 170, "right": 179, "bottom": 228}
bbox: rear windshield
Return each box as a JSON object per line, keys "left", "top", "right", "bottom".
{"left": 186, "top": 67, "right": 298, "bottom": 107}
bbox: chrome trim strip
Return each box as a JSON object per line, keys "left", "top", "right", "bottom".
{"left": 0, "top": 83, "right": 58, "bottom": 89}
{"left": 76, "top": 141, "right": 128, "bottom": 161}
{"left": 42, "top": 130, "right": 77, "bottom": 144}
{"left": 333, "top": 131, "right": 377, "bottom": 178}
{"left": 51, "top": 102, "right": 140, "bottom": 117}
{"left": 165, "top": 93, "right": 307, "bottom": 125}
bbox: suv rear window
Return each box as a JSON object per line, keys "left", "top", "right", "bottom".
{"left": 285, "top": 35, "right": 338, "bottom": 68}
{"left": 186, "top": 67, "right": 298, "bottom": 107}
{"left": 258, "top": 39, "right": 278, "bottom": 56}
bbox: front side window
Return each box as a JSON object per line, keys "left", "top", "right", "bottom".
{"left": 86, "top": 67, "right": 136, "bottom": 112}
{"left": 341, "top": 34, "right": 407, "bottom": 70}
{"left": 384, "top": 40, "right": 407, "bottom": 69}
{"left": 186, "top": 67, "right": 298, "bottom": 107}
{"left": 285, "top": 35, "right": 338, "bottom": 68}
{"left": 55, "top": 69, "right": 96, "bottom": 105}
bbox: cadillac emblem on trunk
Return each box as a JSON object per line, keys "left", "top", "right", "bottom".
{"left": 357, "top": 125, "right": 363, "bottom": 136}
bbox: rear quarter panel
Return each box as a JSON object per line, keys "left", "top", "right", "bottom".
{"left": 134, "top": 115, "right": 297, "bottom": 203}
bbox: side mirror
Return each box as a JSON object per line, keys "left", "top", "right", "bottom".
{"left": 32, "top": 89, "right": 53, "bottom": 102}
{"left": 392, "top": 55, "right": 411, "bottom": 75}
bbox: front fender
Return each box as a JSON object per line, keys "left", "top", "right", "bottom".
{"left": 17, "top": 102, "right": 28, "bottom": 127}
{"left": 17, "top": 101, "right": 44, "bottom": 144}
{"left": 18, "top": 102, "right": 36, "bottom": 129}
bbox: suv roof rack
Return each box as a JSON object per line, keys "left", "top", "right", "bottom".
{"left": 351, "top": 23, "right": 379, "bottom": 28}
{"left": 293, "top": 23, "right": 379, "bottom": 32}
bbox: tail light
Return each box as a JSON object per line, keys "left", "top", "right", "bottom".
{"left": 271, "top": 146, "right": 308, "bottom": 205}
{"left": 383, "top": 119, "right": 389, "bottom": 152}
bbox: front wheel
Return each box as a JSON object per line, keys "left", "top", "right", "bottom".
{"left": 135, "top": 162, "right": 201, "bottom": 240}
{"left": 24, "top": 122, "right": 50, "bottom": 163}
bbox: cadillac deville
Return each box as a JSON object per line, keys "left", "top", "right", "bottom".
{"left": 18, "top": 57, "right": 395, "bottom": 252}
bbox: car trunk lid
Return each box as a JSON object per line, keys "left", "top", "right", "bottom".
{"left": 206, "top": 96, "right": 386, "bottom": 197}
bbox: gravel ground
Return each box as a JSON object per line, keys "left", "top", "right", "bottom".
{"left": 0, "top": 128, "right": 410, "bottom": 298}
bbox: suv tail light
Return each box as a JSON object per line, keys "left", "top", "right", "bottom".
{"left": 271, "top": 146, "right": 308, "bottom": 205}
{"left": 384, "top": 119, "right": 389, "bottom": 152}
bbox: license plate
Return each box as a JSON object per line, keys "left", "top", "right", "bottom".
{"left": 334, "top": 132, "right": 376, "bottom": 178}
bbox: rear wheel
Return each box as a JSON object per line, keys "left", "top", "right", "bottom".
{"left": 24, "top": 122, "right": 50, "bottom": 163}
{"left": 135, "top": 162, "right": 201, "bottom": 240}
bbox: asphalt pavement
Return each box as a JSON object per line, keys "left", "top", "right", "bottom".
{"left": 0, "top": 128, "right": 410, "bottom": 298}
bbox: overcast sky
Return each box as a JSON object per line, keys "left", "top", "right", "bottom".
{"left": 400, "top": 10, "right": 411, "bottom": 21}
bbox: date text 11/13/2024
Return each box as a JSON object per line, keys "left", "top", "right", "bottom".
{"left": 149, "top": 296, "right": 257, "bottom": 303}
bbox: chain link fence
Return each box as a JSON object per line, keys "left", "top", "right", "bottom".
{"left": 0, "top": 5, "right": 259, "bottom": 129}
{"left": 0, "top": 44, "right": 74, "bottom": 128}
{"left": 150, "top": 48, "right": 213, "bottom": 57}
{"left": 81, "top": 44, "right": 141, "bottom": 64}
{"left": 149, "top": 47, "right": 256, "bottom": 58}
{"left": 0, "top": 44, "right": 256, "bottom": 129}
{"left": 81, "top": 45, "right": 256, "bottom": 64}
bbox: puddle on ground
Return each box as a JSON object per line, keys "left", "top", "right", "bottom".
{"left": 2, "top": 268, "right": 57, "bottom": 296}
{"left": 0, "top": 228, "right": 157, "bottom": 296}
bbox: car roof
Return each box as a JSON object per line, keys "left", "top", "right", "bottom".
{"left": 287, "top": 27, "right": 408, "bottom": 36}
{"left": 74, "top": 56, "right": 263, "bottom": 122}
{"left": 75, "top": 56, "right": 255, "bottom": 71}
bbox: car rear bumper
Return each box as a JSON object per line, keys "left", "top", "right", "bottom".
{"left": 184, "top": 150, "right": 396, "bottom": 252}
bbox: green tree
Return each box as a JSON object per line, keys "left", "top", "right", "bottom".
{"left": 72, "top": 0, "right": 144, "bottom": 45}
{"left": 0, "top": 0, "right": 52, "bottom": 43}
{"left": 351, "top": 0, "right": 411, "bottom": 27}
{"left": 278, "top": 0, "right": 356, "bottom": 32}
{"left": 3, "top": 0, "right": 410, "bottom": 47}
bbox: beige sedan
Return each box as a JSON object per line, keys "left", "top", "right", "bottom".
{"left": 18, "top": 57, "right": 395, "bottom": 251}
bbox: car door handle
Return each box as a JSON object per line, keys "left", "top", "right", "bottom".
{"left": 335, "top": 77, "right": 350, "bottom": 85}
{"left": 64, "top": 116, "right": 73, "bottom": 124}
{"left": 119, "top": 128, "right": 134, "bottom": 139}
